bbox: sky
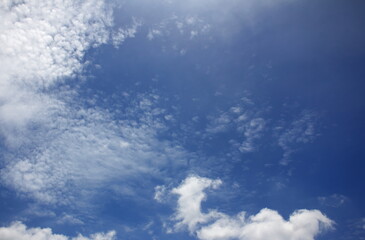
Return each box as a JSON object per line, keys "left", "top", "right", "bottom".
{"left": 0, "top": 0, "right": 364, "bottom": 240}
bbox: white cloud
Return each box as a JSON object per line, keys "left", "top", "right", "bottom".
{"left": 0, "top": 0, "right": 112, "bottom": 86}
{"left": 171, "top": 176, "right": 223, "bottom": 232}
{"left": 169, "top": 176, "right": 334, "bottom": 240}
{"left": 0, "top": 222, "right": 115, "bottom": 240}
{"left": 0, "top": 0, "right": 114, "bottom": 145}
{"left": 0, "top": 0, "right": 189, "bottom": 206}
{"left": 0, "top": 0, "right": 114, "bottom": 202}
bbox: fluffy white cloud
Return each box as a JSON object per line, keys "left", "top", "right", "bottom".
{"left": 0, "top": 222, "right": 115, "bottom": 240}
{"left": 197, "top": 209, "right": 333, "bottom": 240}
{"left": 171, "top": 176, "right": 223, "bottom": 232}
{"left": 170, "top": 176, "right": 334, "bottom": 240}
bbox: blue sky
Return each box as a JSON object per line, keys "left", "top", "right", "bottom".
{"left": 0, "top": 0, "right": 364, "bottom": 239}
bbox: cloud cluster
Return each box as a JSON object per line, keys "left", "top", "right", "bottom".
{"left": 0, "top": 222, "right": 115, "bottom": 240}
{"left": 0, "top": 0, "right": 114, "bottom": 144}
{"left": 0, "top": 0, "right": 112, "bottom": 85}
{"left": 0, "top": 0, "right": 112, "bottom": 203}
{"left": 170, "top": 176, "right": 333, "bottom": 240}
{"left": 0, "top": 0, "right": 187, "bottom": 206}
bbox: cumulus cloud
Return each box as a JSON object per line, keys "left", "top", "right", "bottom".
{"left": 171, "top": 176, "right": 223, "bottom": 232}
{"left": 169, "top": 176, "right": 333, "bottom": 240}
{"left": 0, "top": 222, "right": 115, "bottom": 240}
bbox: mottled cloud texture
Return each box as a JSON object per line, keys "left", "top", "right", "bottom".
{"left": 0, "top": 0, "right": 187, "bottom": 205}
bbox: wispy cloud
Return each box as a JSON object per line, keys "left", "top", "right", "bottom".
{"left": 276, "top": 110, "right": 319, "bottom": 165}
{"left": 1, "top": 93, "right": 191, "bottom": 204}
{"left": 343, "top": 218, "right": 365, "bottom": 240}
{"left": 112, "top": 18, "right": 142, "bottom": 48}
{"left": 204, "top": 97, "right": 266, "bottom": 153}
{"left": 154, "top": 185, "right": 168, "bottom": 203}
{"left": 318, "top": 194, "right": 349, "bottom": 208}
{"left": 147, "top": 14, "right": 210, "bottom": 41}
{"left": 206, "top": 112, "right": 232, "bottom": 134}
{"left": 57, "top": 214, "right": 85, "bottom": 225}
{"left": 238, "top": 117, "right": 265, "bottom": 153}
